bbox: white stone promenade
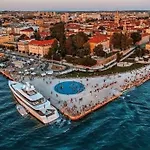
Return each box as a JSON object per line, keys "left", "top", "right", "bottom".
{"left": 24, "top": 64, "right": 150, "bottom": 119}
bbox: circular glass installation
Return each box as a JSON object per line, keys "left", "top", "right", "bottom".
{"left": 54, "top": 81, "right": 85, "bottom": 95}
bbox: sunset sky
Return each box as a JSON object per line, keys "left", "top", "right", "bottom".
{"left": 0, "top": 0, "right": 150, "bottom": 11}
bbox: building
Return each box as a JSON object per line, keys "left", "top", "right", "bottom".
{"left": 28, "top": 39, "right": 57, "bottom": 57}
{"left": 61, "top": 13, "right": 69, "bottom": 22}
{"left": 146, "top": 43, "right": 150, "bottom": 52}
{"left": 17, "top": 41, "right": 29, "bottom": 53}
{"left": 35, "top": 19, "right": 44, "bottom": 26}
{"left": 0, "top": 34, "right": 14, "bottom": 44}
{"left": 20, "top": 28, "right": 34, "bottom": 38}
{"left": 40, "top": 32, "right": 50, "bottom": 40}
{"left": 114, "top": 11, "right": 120, "bottom": 26}
{"left": 3, "top": 42, "right": 16, "bottom": 49}
{"left": 88, "top": 35, "right": 110, "bottom": 54}
{"left": 146, "top": 28, "right": 150, "bottom": 34}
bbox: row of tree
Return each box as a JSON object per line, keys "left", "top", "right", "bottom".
{"left": 65, "top": 32, "right": 89, "bottom": 56}
{"left": 45, "top": 22, "right": 91, "bottom": 58}
{"left": 93, "top": 44, "right": 105, "bottom": 57}
{"left": 110, "top": 32, "right": 142, "bottom": 50}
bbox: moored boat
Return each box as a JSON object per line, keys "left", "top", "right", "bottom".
{"left": 8, "top": 80, "right": 59, "bottom": 124}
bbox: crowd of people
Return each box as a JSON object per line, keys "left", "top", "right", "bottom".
{"left": 59, "top": 66, "right": 150, "bottom": 120}
{"left": 6, "top": 59, "right": 150, "bottom": 121}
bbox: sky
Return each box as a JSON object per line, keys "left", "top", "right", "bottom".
{"left": 0, "top": 0, "right": 150, "bottom": 11}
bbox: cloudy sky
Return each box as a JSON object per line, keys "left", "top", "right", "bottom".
{"left": 0, "top": 0, "right": 150, "bottom": 11}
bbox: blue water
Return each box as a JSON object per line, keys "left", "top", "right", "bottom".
{"left": 54, "top": 81, "right": 85, "bottom": 95}
{"left": 1, "top": 75, "right": 150, "bottom": 150}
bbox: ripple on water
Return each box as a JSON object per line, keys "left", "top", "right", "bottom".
{"left": 1, "top": 76, "right": 150, "bottom": 149}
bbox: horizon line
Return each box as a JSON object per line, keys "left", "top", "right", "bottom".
{"left": 0, "top": 9, "right": 150, "bottom": 12}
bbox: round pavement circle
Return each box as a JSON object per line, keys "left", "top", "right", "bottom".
{"left": 54, "top": 81, "right": 85, "bottom": 95}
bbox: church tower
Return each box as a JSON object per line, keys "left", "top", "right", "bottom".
{"left": 114, "top": 11, "right": 120, "bottom": 26}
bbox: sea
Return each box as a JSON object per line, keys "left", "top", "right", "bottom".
{"left": 1, "top": 75, "right": 150, "bottom": 150}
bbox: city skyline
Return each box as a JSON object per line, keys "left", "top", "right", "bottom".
{"left": 0, "top": 0, "right": 150, "bottom": 11}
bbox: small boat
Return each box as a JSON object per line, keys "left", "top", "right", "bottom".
{"left": 16, "top": 104, "right": 28, "bottom": 117}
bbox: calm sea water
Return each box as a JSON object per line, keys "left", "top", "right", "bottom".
{"left": 1, "top": 75, "right": 150, "bottom": 150}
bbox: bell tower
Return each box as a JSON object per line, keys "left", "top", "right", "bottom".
{"left": 114, "top": 11, "right": 120, "bottom": 26}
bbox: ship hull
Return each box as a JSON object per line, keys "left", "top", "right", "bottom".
{"left": 8, "top": 81, "right": 59, "bottom": 124}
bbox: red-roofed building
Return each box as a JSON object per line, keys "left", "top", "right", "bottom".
{"left": 20, "top": 28, "right": 34, "bottom": 38}
{"left": 28, "top": 39, "right": 57, "bottom": 57}
{"left": 88, "top": 35, "right": 110, "bottom": 53}
{"left": 40, "top": 32, "right": 50, "bottom": 40}
{"left": 66, "top": 23, "right": 81, "bottom": 33}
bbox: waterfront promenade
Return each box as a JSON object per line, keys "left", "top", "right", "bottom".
{"left": 1, "top": 63, "right": 150, "bottom": 120}
{"left": 20, "top": 64, "right": 150, "bottom": 120}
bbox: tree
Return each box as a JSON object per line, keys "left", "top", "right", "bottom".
{"left": 93, "top": 44, "right": 105, "bottom": 57}
{"left": 45, "top": 40, "right": 58, "bottom": 59}
{"left": 126, "top": 38, "right": 133, "bottom": 47}
{"left": 98, "top": 26, "right": 106, "bottom": 31}
{"left": 50, "top": 22, "right": 66, "bottom": 56}
{"left": 77, "top": 48, "right": 90, "bottom": 58}
{"left": 131, "top": 32, "right": 142, "bottom": 45}
{"left": 117, "top": 26, "right": 123, "bottom": 30}
{"left": 120, "top": 33, "right": 128, "bottom": 50}
{"left": 135, "top": 47, "right": 145, "bottom": 57}
{"left": 110, "top": 32, "right": 132, "bottom": 50}
{"left": 0, "top": 44, "right": 5, "bottom": 49}
{"left": 81, "top": 56, "right": 97, "bottom": 67}
{"left": 72, "top": 32, "right": 89, "bottom": 49}
{"left": 110, "top": 32, "right": 122, "bottom": 50}
{"left": 0, "top": 20, "right": 2, "bottom": 27}
{"left": 65, "top": 32, "right": 89, "bottom": 56}
{"left": 33, "top": 30, "right": 41, "bottom": 40}
{"left": 9, "top": 46, "right": 15, "bottom": 51}
{"left": 116, "top": 52, "right": 123, "bottom": 62}
{"left": 83, "top": 42, "right": 90, "bottom": 55}
{"left": 86, "top": 18, "right": 98, "bottom": 23}
{"left": 45, "top": 36, "right": 52, "bottom": 40}
{"left": 65, "top": 35, "right": 76, "bottom": 55}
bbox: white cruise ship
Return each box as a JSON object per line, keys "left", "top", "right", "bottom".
{"left": 8, "top": 80, "right": 59, "bottom": 124}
